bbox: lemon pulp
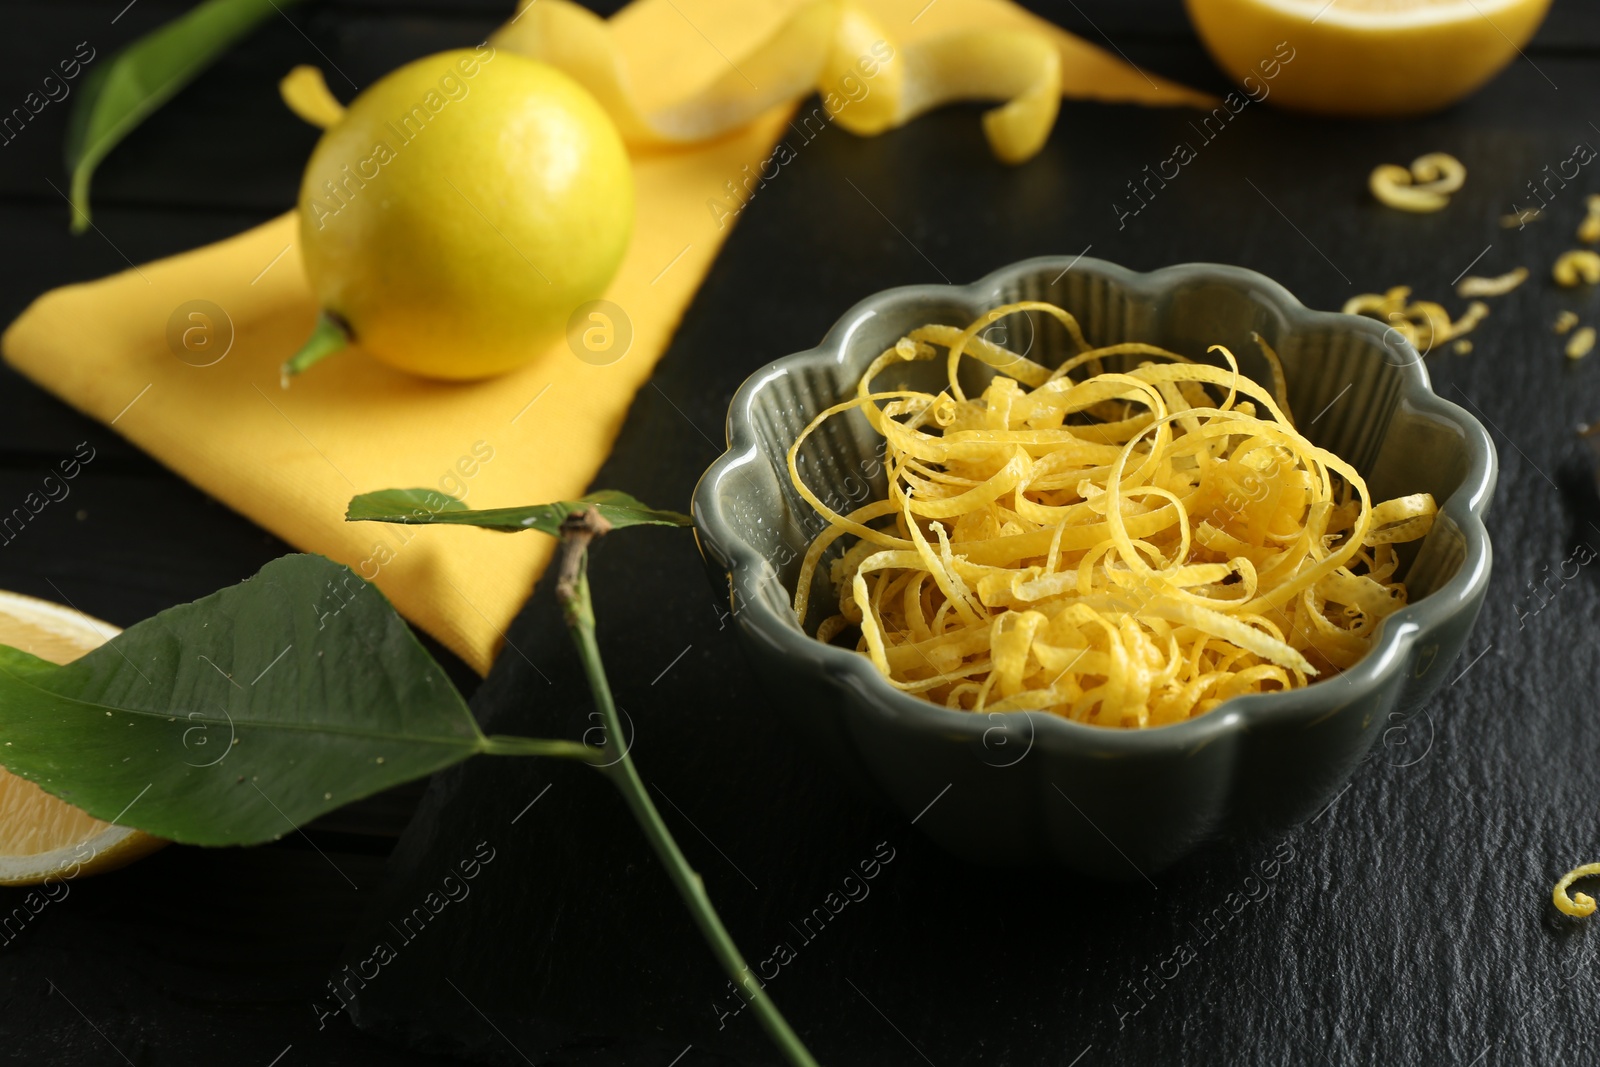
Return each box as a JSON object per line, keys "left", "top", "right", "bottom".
{"left": 0, "top": 592, "right": 164, "bottom": 886}
{"left": 1185, "top": 0, "right": 1552, "bottom": 116}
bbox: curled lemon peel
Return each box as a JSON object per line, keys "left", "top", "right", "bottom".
{"left": 1342, "top": 286, "right": 1487, "bottom": 355}
{"left": 1553, "top": 250, "right": 1600, "bottom": 288}
{"left": 1554, "top": 863, "right": 1600, "bottom": 917}
{"left": 279, "top": 65, "right": 346, "bottom": 130}
{"left": 787, "top": 303, "right": 1436, "bottom": 728}
{"left": 1369, "top": 153, "right": 1465, "bottom": 213}
{"left": 489, "top": 0, "right": 1062, "bottom": 165}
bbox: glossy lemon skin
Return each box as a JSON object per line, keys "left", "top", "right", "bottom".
{"left": 1185, "top": 0, "right": 1553, "bottom": 117}
{"left": 299, "top": 48, "right": 634, "bottom": 380}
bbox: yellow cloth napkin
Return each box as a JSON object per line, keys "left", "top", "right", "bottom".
{"left": 3, "top": 0, "right": 1206, "bottom": 676}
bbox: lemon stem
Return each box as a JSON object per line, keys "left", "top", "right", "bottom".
{"left": 281, "top": 312, "right": 351, "bottom": 386}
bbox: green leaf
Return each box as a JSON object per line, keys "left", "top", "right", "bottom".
{"left": 345, "top": 489, "right": 694, "bottom": 535}
{"left": 64, "top": 0, "right": 306, "bottom": 233}
{"left": 0, "top": 644, "right": 62, "bottom": 679}
{"left": 0, "top": 554, "right": 487, "bottom": 845}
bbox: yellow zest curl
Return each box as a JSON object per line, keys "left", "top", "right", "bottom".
{"left": 1369, "top": 152, "right": 1465, "bottom": 213}
{"left": 1554, "top": 863, "right": 1600, "bottom": 917}
{"left": 1553, "top": 250, "right": 1600, "bottom": 288}
{"left": 1342, "top": 286, "right": 1487, "bottom": 355}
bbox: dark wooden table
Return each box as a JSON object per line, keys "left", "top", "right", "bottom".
{"left": 4, "top": 1, "right": 1600, "bottom": 1063}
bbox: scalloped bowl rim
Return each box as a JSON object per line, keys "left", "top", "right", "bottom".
{"left": 693, "top": 256, "right": 1496, "bottom": 756}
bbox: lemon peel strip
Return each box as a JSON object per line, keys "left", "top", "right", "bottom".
{"left": 844, "top": 28, "right": 1062, "bottom": 165}
{"left": 1554, "top": 863, "right": 1600, "bottom": 917}
{"left": 279, "top": 65, "right": 346, "bottom": 129}
{"left": 489, "top": 0, "right": 1060, "bottom": 164}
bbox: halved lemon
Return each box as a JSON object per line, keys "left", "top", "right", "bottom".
{"left": 1185, "top": 0, "right": 1553, "bottom": 117}
{"left": 0, "top": 590, "right": 164, "bottom": 886}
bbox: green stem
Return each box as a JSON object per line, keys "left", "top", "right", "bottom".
{"left": 480, "top": 734, "right": 607, "bottom": 764}
{"left": 557, "top": 523, "right": 820, "bottom": 1067}
{"left": 69, "top": 165, "right": 93, "bottom": 235}
{"left": 280, "top": 311, "right": 351, "bottom": 385}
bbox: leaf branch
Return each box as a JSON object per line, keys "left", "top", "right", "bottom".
{"left": 552, "top": 507, "right": 820, "bottom": 1067}
{"left": 346, "top": 488, "right": 690, "bottom": 535}
{"left": 478, "top": 735, "right": 607, "bottom": 764}
{"left": 0, "top": 490, "right": 813, "bottom": 1064}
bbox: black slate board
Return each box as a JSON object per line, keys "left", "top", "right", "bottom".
{"left": 2, "top": 1, "right": 1600, "bottom": 1064}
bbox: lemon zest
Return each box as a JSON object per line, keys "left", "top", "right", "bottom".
{"left": 1369, "top": 153, "right": 1465, "bottom": 213}
{"left": 1554, "top": 863, "right": 1600, "bottom": 917}
{"left": 1342, "top": 286, "right": 1487, "bottom": 354}
{"left": 789, "top": 303, "right": 1436, "bottom": 728}
{"left": 1553, "top": 250, "right": 1600, "bottom": 287}
{"left": 1566, "top": 327, "right": 1595, "bottom": 361}
{"left": 1456, "top": 267, "right": 1527, "bottom": 298}
{"left": 1580, "top": 195, "right": 1600, "bottom": 245}
{"left": 1555, "top": 311, "right": 1580, "bottom": 335}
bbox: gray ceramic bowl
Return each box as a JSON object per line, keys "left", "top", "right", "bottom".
{"left": 692, "top": 256, "right": 1496, "bottom": 878}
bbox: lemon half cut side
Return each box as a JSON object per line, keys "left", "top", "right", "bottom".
{"left": 1185, "top": 0, "right": 1553, "bottom": 117}
{"left": 0, "top": 590, "right": 164, "bottom": 886}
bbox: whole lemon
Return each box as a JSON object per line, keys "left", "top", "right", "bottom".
{"left": 294, "top": 47, "right": 633, "bottom": 381}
